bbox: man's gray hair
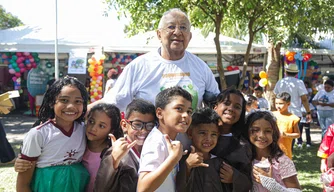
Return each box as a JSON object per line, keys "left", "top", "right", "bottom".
{"left": 157, "top": 8, "right": 190, "bottom": 29}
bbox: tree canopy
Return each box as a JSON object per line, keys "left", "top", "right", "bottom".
{"left": 0, "top": 5, "right": 23, "bottom": 30}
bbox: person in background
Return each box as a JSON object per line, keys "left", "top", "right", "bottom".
{"left": 297, "top": 81, "right": 313, "bottom": 148}
{"left": 273, "top": 92, "right": 300, "bottom": 158}
{"left": 274, "top": 64, "right": 311, "bottom": 149}
{"left": 104, "top": 68, "right": 118, "bottom": 96}
{"left": 245, "top": 94, "right": 258, "bottom": 116}
{"left": 254, "top": 86, "right": 269, "bottom": 110}
{"left": 0, "top": 119, "right": 16, "bottom": 164}
{"left": 247, "top": 111, "right": 301, "bottom": 192}
{"left": 316, "top": 76, "right": 330, "bottom": 92}
{"left": 312, "top": 79, "right": 334, "bottom": 137}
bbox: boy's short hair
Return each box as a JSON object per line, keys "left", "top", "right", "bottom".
{"left": 155, "top": 86, "right": 192, "bottom": 109}
{"left": 245, "top": 94, "right": 258, "bottom": 106}
{"left": 254, "top": 86, "right": 263, "bottom": 92}
{"left": 276, "top": 92, "right": 291, "bottom": 102}
{"left": 325, "top": 79, "right": 334, "bottom": 87}
{"left": 125, "top": 99, "right": 156, "bottom": 120}
{"left": 190, "top": 108, "right": 221, "bottom": 128}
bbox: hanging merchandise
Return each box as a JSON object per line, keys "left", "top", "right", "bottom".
{"left": 87, "top": 54, "right": 106, "bottom": 103}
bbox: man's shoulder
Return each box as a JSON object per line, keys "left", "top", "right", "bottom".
{"left": 185, "top": 51, "right": 206, "bottom": 64}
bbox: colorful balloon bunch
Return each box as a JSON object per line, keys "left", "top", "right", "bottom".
{"left": 87, "top": 54, "right": 106, "bottom": 103}
{"left": 285, "top": 51, "right": 312, "bottom": 80}
{"left": 258, "top": 71, "right": 268, "bottom": 87}
{"left": 1, "top": 52, "right": 40, "bottom": 90}
{"left": 108, "top": 53, "right": 139, "bottom": 64}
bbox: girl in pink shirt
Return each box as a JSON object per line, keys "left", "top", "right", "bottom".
{"left": 246, "top": 111, "right": 301, "bottom": 192}
{"left": 82, "top": 103, "right": 123, "bottom": 192}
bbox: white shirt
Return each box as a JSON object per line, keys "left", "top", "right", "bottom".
{"left": 21, "top": 121, "right": 86, "bottom": 168}
{"left": 103, "top": 49, "right": 220, "bottom": 112}
{"left": 139, "top": 127, "right": 178, "bottom": 192}
{"left": 258, "top": 97, "right": 269, "bottom": 109}
{"left": 313, "top": 89, "right": 334, "bottom": 110}
{"left": 274, "top": 76, "right": 308, "bottom": 117}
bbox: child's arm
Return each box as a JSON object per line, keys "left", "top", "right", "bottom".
{"left": 137, "top": 135, "right": 183, "bottom": 192}
{"left": 281, "top": 121, "right": 300, "bottom": 139}
{"left": 16, "top": 161, "right": 36, "bottom": 192}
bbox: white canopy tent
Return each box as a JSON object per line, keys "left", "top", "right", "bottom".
{"left": 0, "top": 25, "right": 267, "bottom": 55}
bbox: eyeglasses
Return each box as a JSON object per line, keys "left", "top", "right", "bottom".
{"left": 163, "top": 25, "right": 190, "bottom": 33}
{"left": 124, "top": 119, "right": 156, "bottom": 131}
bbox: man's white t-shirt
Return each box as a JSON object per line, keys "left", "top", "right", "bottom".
{"left": 313, "top": 89, "right": 334, "bottom": 111}
{"left": 138, "top": 127, "right": 178, "bottom": 192}
{"left": 21, "top": 120, "right": 86, "bottom": 168}
{"left": 274, "top": 76, "right": 308, "bottom": 117}
{"left": 103, "top": 49, "right": 220, "bottom": 112}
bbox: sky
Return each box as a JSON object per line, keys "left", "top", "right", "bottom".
{"left": 0, "top": 0, "right": 128, "bottom": 36}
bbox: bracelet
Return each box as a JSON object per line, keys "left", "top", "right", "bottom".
{"left": 306, "top": 111, "right": 311, "bottom": 114}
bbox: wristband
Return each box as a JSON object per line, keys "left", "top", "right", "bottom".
{"left": 306, "top": 111, "right": 311, "bottom": 115}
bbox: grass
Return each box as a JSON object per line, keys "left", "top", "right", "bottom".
{"left": 294, "top": 143, "right": 323, "bottom": 192}
{"left": 0, "top": 143, "right": 20, "bottom": 192}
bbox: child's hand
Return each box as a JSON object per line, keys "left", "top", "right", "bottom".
{"left": 253, "top": 165, "right": 272, "bottom": 183}
{"left": 186, "top": 146, "right": 209, "bottom": 169}
{"left": 110, "top": 134, "right": 137, "bottom": 169}
{"left": 321, "top": 159, "right": 327, "bottom": 173}
{"left": 164, "top": 134, "right": 185, "bottom": 162}
{"left": 220, "top": 161, "right": 234, "bottom": 183}
{"left": 14, "top": 154, "right": 32, "bottom": 173}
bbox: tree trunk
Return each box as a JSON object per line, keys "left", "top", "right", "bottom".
{"left": 265, "top": 41, "right": 281, "bottom": 110}
{"left": 214, "top": 15, "right": 227, "bottom": 90}
{"left": 238, "top": 20, "right": 254, "bottom": 90}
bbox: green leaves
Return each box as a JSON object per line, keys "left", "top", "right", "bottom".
{"left": 0, "top": 5, "right": 23, "bottom": 30}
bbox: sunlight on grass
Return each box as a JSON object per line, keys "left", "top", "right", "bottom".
{"left": 0, "top": 165, "right": 17, "bottom": 192}
{"left": 293, "top": 143, "right": 323, "bottom": 192}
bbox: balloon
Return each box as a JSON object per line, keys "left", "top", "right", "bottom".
{"left": 20, "top": 68, "right": 26, "bottom": 73}
{"left": 100, "top": 54, "right": 106, "bottom": 60}
{"left": 259, "top": 78, "right": 268, "bottom": 87}
{"left": 14, "top": 67, "right": 20, "bottom": 72}
{"left": 259, "top": 71, "right": 268, "bottom": 79}
{"left": 12, "top": 76, "right": 17, "bottom": 81}
{"left": 9, "top": 69, "right": 16, "bottom": 74}
{"left": 12, "top": 55, "right": 18, "bottom": 60}
{"left": 15, "top": 72, "right": 21, "bottom": 77}
{"left": 23, "top": 52, "right": 30, "bottom": 56}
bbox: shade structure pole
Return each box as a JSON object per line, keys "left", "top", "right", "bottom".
{"left": 54, "top": 0, "right": 59, "bottom": 80}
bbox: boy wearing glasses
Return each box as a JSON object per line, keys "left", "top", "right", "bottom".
{"left": 137, "top": 86, "right": 193, "bottom": 192}
{"left": 94, "top": 99, "right": 156, "bottom": 192}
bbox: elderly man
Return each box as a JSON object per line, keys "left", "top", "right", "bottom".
{"left": 274, "top": 64, "right": 312, "bottom": 148}
{"left": 89, "top": 8, "right": 219, "bottom": 112}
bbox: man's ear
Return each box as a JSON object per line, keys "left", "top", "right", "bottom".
{"left": 120, "top": 119, "right": 128, "bottom": 133}
{"left": 157, "top": 30, "right": 162, "bottom": 40}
